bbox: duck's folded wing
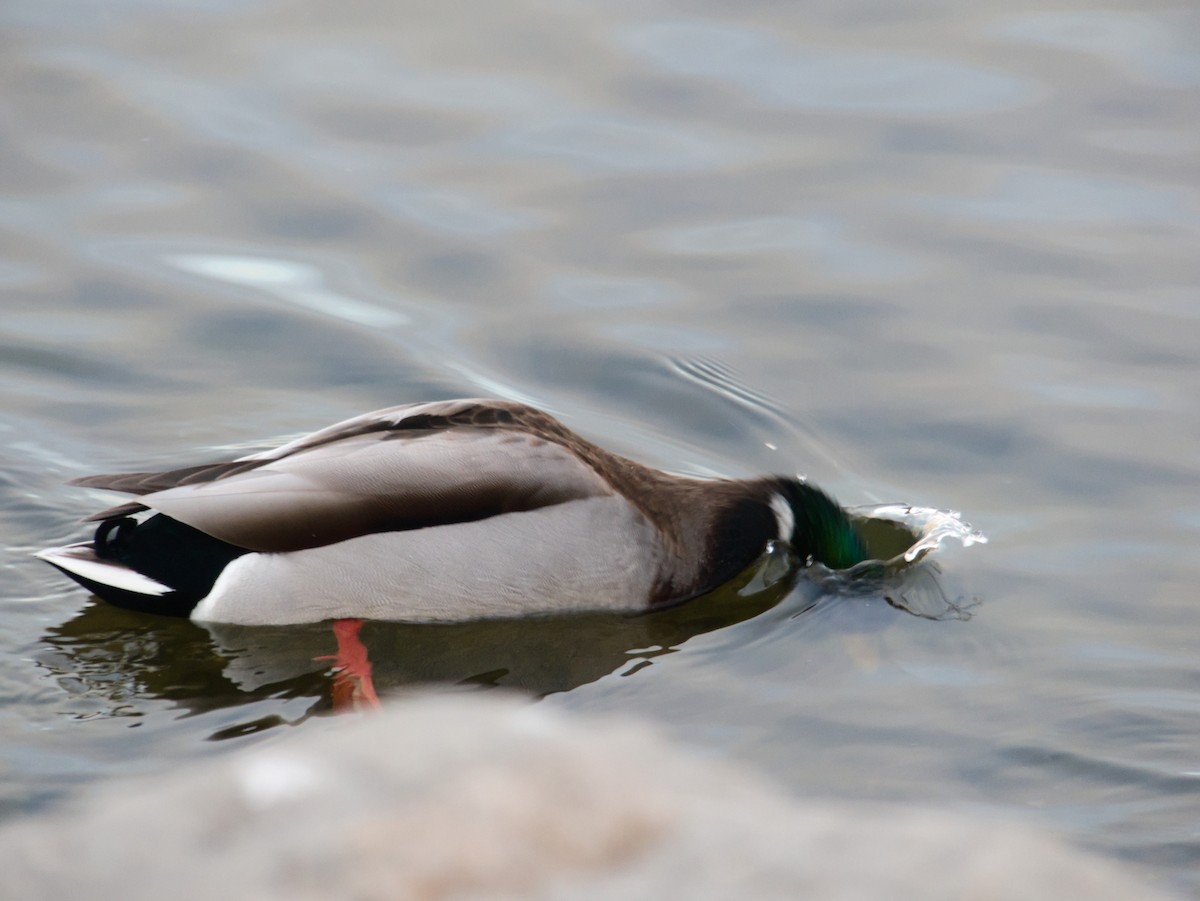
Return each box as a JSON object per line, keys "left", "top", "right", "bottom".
{"left": 79, "top": 429, "right": 612, "bottom": 553}
{"left": 68, "top": 400, "right": 515, "bottom": 503}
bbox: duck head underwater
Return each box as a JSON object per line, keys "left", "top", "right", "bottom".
{"left": 38, "top": 399, "right": 867, "bottom": 625}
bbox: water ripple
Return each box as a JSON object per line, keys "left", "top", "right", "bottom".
{"left": 621, "top": 21, "right": 1035, "bottom": 114}
{"left": 375, "top": 186, "right": 539, "bottom": 236}
{"left": 647, "top": 215, "right": 921, "bottom": 281}
{"left": 495, "top": 114, "right": 750, "bottom": 172}
{"left": 993, "top": 11, "right": 1200, "bottom": 87}
{"left": 546, "top": 274, "right": 683, "bottom": 310}
{"left": 919, "top": 168, "right": 1200, "bottom": 229}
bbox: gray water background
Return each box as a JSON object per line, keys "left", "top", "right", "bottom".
{"left": 2, "top": 0, "right": 1198, "bottom": 894}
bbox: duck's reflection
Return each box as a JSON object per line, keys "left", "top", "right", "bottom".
{"left": 37, "top": 546, "right": 800, "bottom": 736}
{"left": 37, "top": 508, "right": 982, "bottom": 740}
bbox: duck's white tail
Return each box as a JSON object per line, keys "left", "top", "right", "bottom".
{"left": 36, "top": 543, "right": 171, "bottom": 597}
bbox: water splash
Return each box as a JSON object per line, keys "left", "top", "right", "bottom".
{"left": 851, "top": 504, "right": 987, "bottom": 568}
{"left": 800, "top": 504, "right": 987, "bottom": 621}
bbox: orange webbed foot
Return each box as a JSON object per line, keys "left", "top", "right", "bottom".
{"left": 315, "top": 618, "right": 381, "bottom": 713}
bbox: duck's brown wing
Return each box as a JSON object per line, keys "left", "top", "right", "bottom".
{"left": 70, "top": 400, "right": 613, "bottom": 553}
{"left": 72, "top": 461, "right": 260, "bottom": 520}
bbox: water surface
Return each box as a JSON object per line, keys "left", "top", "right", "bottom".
{"left": 2, "top": 0, "right": 1198, "bottom": 894}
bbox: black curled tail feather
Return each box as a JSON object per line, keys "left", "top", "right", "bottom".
{"left": 90, "top": 513, "right": 251, "bottom": 610}
{"left": 94, "top": 516, "right": 138, "bottom": 559}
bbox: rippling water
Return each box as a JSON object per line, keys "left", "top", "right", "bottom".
{"left": 2, "top": 0, "right": 1198, "bottom": 893}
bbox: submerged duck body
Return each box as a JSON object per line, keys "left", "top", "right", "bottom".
{"left": 38, "top": 399, "right": 866, "bottom": 625}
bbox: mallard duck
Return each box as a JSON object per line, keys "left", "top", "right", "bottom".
{"left": 37, "top": 399, "right": 866, "bottom": 624}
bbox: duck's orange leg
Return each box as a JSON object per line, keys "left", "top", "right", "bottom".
{"left": 314, "top": 618, "right": 381, "bottom": 712}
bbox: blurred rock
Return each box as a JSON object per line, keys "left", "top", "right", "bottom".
{"left": 0, "top": 693, "right": 1175, "bottom": 900}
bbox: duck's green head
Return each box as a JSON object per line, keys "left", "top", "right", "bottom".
{"left": 778, "top": 479, "right": 868, "bottom": 570}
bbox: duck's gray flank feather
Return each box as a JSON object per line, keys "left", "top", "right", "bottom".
{"left": 192, "top": 496, "right": 661, "bottom": 624}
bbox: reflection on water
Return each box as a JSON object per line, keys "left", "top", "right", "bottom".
{"left": 35, "top": 546, "right": 800, "bottom": 739}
